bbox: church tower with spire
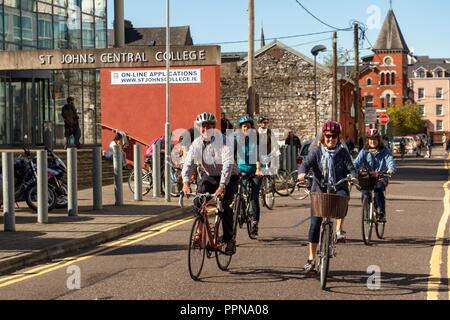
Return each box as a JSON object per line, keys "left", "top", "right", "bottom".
{"left": 359, "top": 8, "right": 410, "bottom": 113}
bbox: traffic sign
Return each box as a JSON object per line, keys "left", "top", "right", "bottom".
{"left": 379, "top": 114, "right": 390, "bottom": 125}
{"left": 365, "top": 107, "right": 377, "bottom": 124}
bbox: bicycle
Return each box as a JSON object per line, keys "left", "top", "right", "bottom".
{"left": 308, "top": 174, "right": 354, "bottom": 290}
{"left": 233, "top": 173, "right": 258, "bottom": 240}
{"left": 287, "top": 170, "right": 312, "bottom": 200}
{"left": 358, "top": 171, "right": 391, "bottom": 246}
{"left": 260, "top": 174, "right": 275, "bottom": 210}
{"left": 179, "top": 192, "right": 231, "bottom": 281}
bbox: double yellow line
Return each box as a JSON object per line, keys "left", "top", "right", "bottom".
{"left": 427, "top": 156, "right": 450, "bottom": 300}
{"left": 0, "top": 217, "right": 193, "bottom": 289}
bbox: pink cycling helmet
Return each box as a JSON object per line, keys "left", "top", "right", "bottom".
{"left": 322, "top": 121, "right": 342, "bottom": 134}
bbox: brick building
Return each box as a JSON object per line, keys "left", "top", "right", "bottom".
{"left": 220, "top": 41, "right": 360, "bottom": 142}
{"left": 359, "top": 9, "right": 411, "bottom": 125}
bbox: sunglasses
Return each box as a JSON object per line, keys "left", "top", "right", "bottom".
{"left": 324, "top": 134, "right": 338, "bottom": 139}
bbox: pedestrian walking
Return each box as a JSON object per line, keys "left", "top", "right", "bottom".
{"left": 426, "top": 136, "right": 433, "bottom": 158}
{"left": 442, "top": 134, "right": 448, "bottom": 156}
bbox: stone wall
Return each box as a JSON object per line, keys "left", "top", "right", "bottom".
{"left": 221, "top": 45, "right": 334, "bottom": 142}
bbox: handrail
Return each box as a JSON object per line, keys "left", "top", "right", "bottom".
{"left": 99, "top": 123, "right": 150, "bottom": 148}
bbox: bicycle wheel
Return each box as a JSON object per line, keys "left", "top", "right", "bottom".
{"left": 362, "top": 196, "right": 373, "bottom": 246}
{"left": 261, "top": 177, "right": 275, "bottom": 210}
{"left": 246, "top": 202, "right": 257, "bottom": 240}
{"left": 215, "top": 215, "right": 233, "bottom": 271}
{"left": 128, "top": 169, "right": 152, "bottom": 196}
{"left": 319, "top": 223, "right": 331, "bottom": 290}
{"left": 188, "top": 217, "right": 206, "bottom": 281}
{"left": 274, "top": 170, "right": 291, "bottom": 196}
{"left": 375, "top": 220, "right": 386, "bottom": 239}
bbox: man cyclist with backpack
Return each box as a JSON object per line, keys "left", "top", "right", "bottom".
{"left": 182, "top": 112, "right": 240, "bottom": 255}
{"left": 353, "top": 129, "right": 396, "bottom": 223}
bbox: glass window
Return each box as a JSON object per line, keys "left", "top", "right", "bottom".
{"left": 0, "top": 77, "right": 6, "bottom": 144}
{"left": 436, "top": 88, "right": 444, "bottom": 99}
{"left": 436, "top": 70, "right": 443, "bottom": 78}
{"left": 21, "top": 10, "right": 37, "bottom": 48}
{"left": 54, "top": 0, "right": 68, "bottom": 7}
{"left": 380, "top": 73, "right": 385, "bottom": 85}
{"left": 83, "top": 70, "right": 96, "bottom": 144}
{"left": 4, "top": 5, "right": 21, "bottom": 45}
{"left": 54, "top": 6, "right": 68, "bottom": 48}
{"left": 68, "top": 70, "right": 83, "bottom": 142}
{"left": 95, "top": 0, "right": 106, "bottom": 17}
{"left": 437, "top": 105, "right": 444, "bottom": 116}
{"left": 419, "top": 105, "right": 425, "bottom": 115}
{"left": 95, "top": 16, "right": 106, "bottom": 48}
{"left": 365, "top": 95, "right": 373, "bottom": 108}
{"left": 366, "top": 78, "right": 372, "bottom": 86}
{"left": 384, "top": 57, "right": 393, "bottom": 65}
{"left": 386, "top": 73, "right": 390, "bottom": 85}
{"left": 0, "top": 9, "right": 4, "bottom": 49}
{"left": 391, "top": 73, "right": 395, "bottom": 85}
{"left": 82, "top": 0, "right": 93, "bottom": 14}
{"left": 20, "top": 0, "right": 36, "bottom": 11}
{"left": 417, "top": 70, "right": 425, "bottom": 78}
{"left": 38, "top": 3, "right": 53, "bottom": 49}
{"left": 4, "top": 0, "right": 20, "bottom": 8}
{"left": 437, "top": 120, "right": 444, "bottom": 132}
{"left": 67, "top": 3, "right": 81, "bottom": 48}
{"left": 418, "top": 88, "right": 425, "bottom": 99}
{"left": 381, "top": 98, "right": 385, "bottom": 109}
{"left": 82, "top": 13, "right": 94, "bottom": 48}
{"left": 55, "top": 70, "right": 69, "bottom": 146}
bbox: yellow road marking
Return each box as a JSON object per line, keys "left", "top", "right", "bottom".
{"left": 0, "top": 217, "right": 193, "bottom": 288}
{"left": 427, "top": 156, "right": 450, "bottom": 300}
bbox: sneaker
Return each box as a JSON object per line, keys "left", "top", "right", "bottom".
{"left": 377, "top": 213, "right": 387, "bottom": 223}
{"left": 225, "top": 240, "right": 236, "bottom": 255}
{"left": 304, "top": 260, "right": 317, "bottom": 273}
{"left": 251, "top": 221, "right": 259, "bottom": 236}
{"left": 335, "top": 230, "right": 347, "bottom": 243}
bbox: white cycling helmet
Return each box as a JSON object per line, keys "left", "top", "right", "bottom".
{"left": 195, "top": 112, "right": 217, "bottom": 126}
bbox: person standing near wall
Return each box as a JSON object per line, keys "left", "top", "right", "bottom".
{"left": 61, "top": 96, "right": 81, "bottom": 149}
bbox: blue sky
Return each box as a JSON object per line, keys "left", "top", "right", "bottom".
{"left": 107, "top": 0, "right": 450, "bottom": 61}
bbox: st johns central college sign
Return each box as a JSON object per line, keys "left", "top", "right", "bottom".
{"left": 0, "top": 46, "right": 220, "bottom": 71}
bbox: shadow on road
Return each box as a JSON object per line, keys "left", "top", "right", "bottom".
{"left": 325, "top": 270, "right": 445, "bottom": 297}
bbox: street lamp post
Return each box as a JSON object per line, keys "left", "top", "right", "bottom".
{"left": 311, "top": 45, "right": 327, "bottom": 135}
{"left": 165, "top": 0, "right": 171, "bottom": 202}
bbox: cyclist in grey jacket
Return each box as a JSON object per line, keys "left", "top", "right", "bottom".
{"left": 182, "top": 112, "right": 240, "bottom": 255}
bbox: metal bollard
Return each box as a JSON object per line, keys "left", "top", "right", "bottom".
{"left": 287, "top": 145, "right": 292, "bottom": 173}
{"left": 291, "top": 145, "right": 297, "bottom": 173}
{"left": 113, "top": 144, "right": 123, "bottom": 206}
{"left": 134, "top": 144, "right": 143, "bottom": 201}
{"left": 68, "top": 147, "right": 78, "bottom": 216}
{"left": 93, "top": 147, "right": 102, "bottom": 210}
{"left": 2, "top": 152, "right": 15, "bottom": 232}
{"left": 37, "top": 150, "right": 48, "bottom": 224}
{"left": 152, "top": 143, "right": 161, "bottom": 198}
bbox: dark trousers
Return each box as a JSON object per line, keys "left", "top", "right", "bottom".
{"left": 195, "top": 175, "right": 239, "bottom": 243}
{"left": 243, "top": 175, "right": 262, "bottom": 222}
{"left": 309, "top": 189, "right": 348, "bottom": 243}
{"left": 361, "top": 182, "right": 386, "bottom": 216}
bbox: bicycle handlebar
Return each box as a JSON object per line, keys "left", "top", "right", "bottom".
{"left": 179, "top": 192, "right": 223, "bottom": 212}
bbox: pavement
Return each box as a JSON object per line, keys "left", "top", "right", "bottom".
{"left": 0, "top": 182, "right": 191, "bottom": 275}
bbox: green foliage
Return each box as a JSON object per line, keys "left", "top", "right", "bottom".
{"left": 387, "top": 103, "right": 425, "bottom": 136}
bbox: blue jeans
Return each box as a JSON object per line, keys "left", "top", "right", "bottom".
{"left": 245, "top": 176, "right": 262, "bottom": 222}
{"left": 361, "top": 182, "right": 386, "bottom": 216}
{"left": 309, "top": 189, "right": 348, "bottom": 243}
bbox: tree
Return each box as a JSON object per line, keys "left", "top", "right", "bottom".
{"left": 321, "top": 47, "right": 351, "bottom": 68}
{"left": 387, "top": 103, "right": 425, "bottom": 136}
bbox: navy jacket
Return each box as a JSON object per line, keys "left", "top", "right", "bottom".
{"left": 299, "top": 143, "right": 357, "bottom": 194}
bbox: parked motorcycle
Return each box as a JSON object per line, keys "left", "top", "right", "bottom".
{"left": 0, "top": 149, "right": 57, "bottom": 212}
{"left": 45, "top": 148, "right": 68, "bottom": 208}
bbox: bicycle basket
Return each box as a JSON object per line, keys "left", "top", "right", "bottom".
{"left": 310, "top": 192, "right": 349, "bottom": 219}
{"left": 357, "top": 175, "right": 377, "bottom": 190}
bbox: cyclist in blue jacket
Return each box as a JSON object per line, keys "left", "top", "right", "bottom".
{"left": 353, "top": 129, "right": 396, "bottom": 223}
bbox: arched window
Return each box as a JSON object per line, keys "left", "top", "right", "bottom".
{"left": 386, "top": 94, "right": 391, "bottom": 107}
{"left": 366, "top": 78, "right": 372, "bottom": 86}
{"left": 381, "top": 73, "right": 385, "bottom": 85}
{"left": 391, "top": 73, "right": 396, "bottom": 85}
{"left": 386, "top": 73, "right": 391, "bottom": 85}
